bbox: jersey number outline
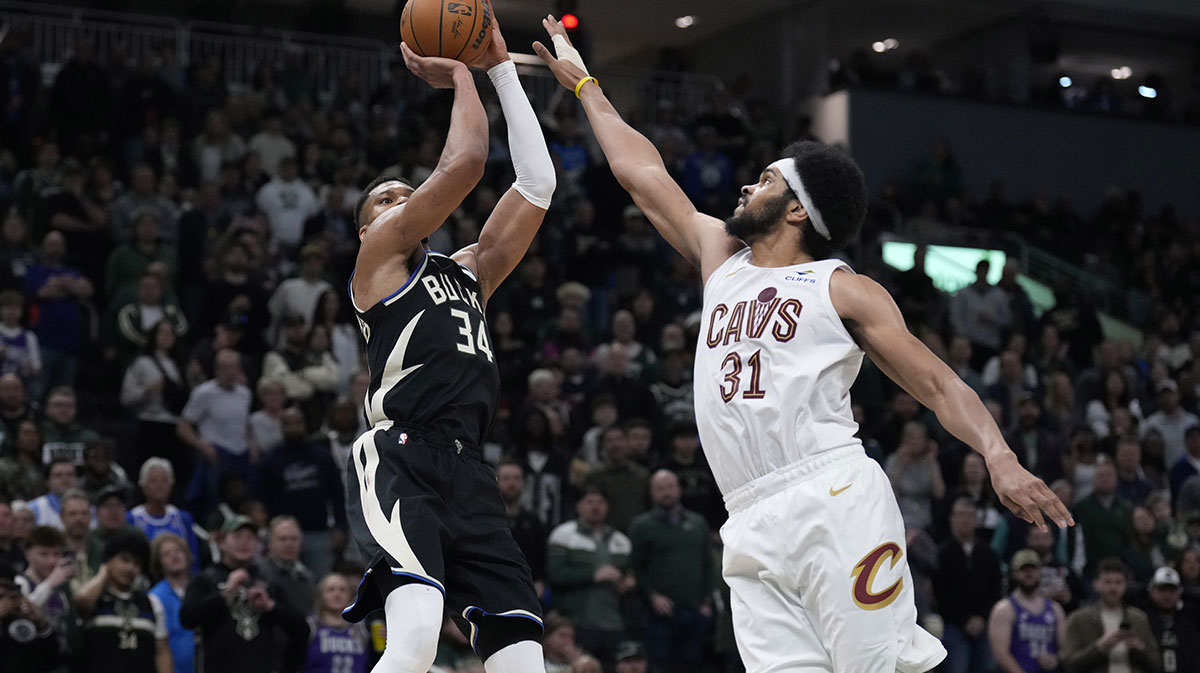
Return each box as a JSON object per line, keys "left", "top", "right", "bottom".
{"left": 450, "top": 308, "right": 494, "bottom": 362}
{"left": 719, "top": 349, "right": 767, "bottom": 402}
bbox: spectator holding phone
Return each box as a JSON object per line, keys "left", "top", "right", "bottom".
{"left": 1063, "top": 558, "right": 1159, "bottom": 673}
{"left": 14, "top": 526, "right": 79, "bottom": 662}
{"left": 0, "top": 560, "right": 61, "bottom": 673}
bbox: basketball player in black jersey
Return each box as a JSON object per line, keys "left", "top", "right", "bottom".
{"left": 341, "top": 10, "right": 556, "bottom": 673}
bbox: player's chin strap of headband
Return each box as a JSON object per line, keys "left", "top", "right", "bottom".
{"left": 768, "top": 159, "right": 831, "bottom": 240}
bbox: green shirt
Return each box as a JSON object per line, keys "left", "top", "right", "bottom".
{"left": 546, "top": 520, "right": 631, "bottom": 631}
{"left": 1074, "top": 493, "right": 1132, "bottom": 576}
{"left": 628, "top": 506, "right": 713, "bottom": 608}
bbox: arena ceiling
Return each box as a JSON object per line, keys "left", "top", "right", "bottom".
{"left": 485, "top": 0, "right": 1200, "bottom": 66}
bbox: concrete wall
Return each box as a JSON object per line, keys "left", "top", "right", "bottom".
{"left": 820, "top": 87, "right": 1200, "bottom": 216}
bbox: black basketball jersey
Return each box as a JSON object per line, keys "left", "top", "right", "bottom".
{"left": 81, "top": 588, "right": 158, "bottom": 673}
{"left": 350, "top": 251, "right": 499, "bottom": 446}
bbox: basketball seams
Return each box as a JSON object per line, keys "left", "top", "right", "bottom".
{"left": 406, "top": 1, "right": 430, "bottom": 57}
{"left": 451, "top": 0, "right": 479, "bottom": 62}
{"left": 438, "top": 0, "right": 445, "bottom": 60}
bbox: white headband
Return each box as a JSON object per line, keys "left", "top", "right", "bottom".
{"left": 768, "top": 159, "right": 830, "bottom": 240}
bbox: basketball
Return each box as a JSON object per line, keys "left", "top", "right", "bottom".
{"left": 400, "top": 0, "right": 493, "bottom": 64}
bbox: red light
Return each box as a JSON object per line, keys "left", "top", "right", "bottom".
{"left": 561, "top": 13, "right": 579, "bottom": 30}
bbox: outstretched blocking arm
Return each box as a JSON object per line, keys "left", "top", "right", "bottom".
{"left": 452, "top": 8, "right": 555, "bottom": 302}
{"left": 533, "top": 16, "right": 741, "bottom": 281}
{"left": 356, "top": 45, "right": 488, "bottom": 276}
{"left": 830, "top": 270, "right": 1074, "bottom": 531}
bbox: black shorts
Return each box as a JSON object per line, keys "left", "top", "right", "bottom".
{"left": 343, "top": 422, "right": 542, "bottom": 658}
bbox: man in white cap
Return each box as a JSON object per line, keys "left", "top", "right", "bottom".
{"left": 1144, "top": 566, "right": 1200, "bottom": 673}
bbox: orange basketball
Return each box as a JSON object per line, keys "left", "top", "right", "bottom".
{"left": 400, "top": 0, "right": 493, "bottom": 64}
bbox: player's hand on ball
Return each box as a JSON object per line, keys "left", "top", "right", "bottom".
{"left": 532, "top": 15, "right": 589, "bottom": 91}
{"left": 472, "top": 0, "right": 509, "bottom": 70}
{"left": 987, "top": 452, "right": 1074, "bottom": 532}
{"left": 401, "top": 42, "right": 469, "bottom": 89}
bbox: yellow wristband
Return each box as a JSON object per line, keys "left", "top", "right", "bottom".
{"left": 574, "top": 76, "right": 598, "bottom": 98}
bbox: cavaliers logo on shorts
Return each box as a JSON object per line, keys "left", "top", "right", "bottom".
{"left": 850, "top": 541, "right": 904, "bottom": 610}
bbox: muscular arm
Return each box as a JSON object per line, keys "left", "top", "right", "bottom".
{"left": 354, "top": 54, "right": 487, "bottom": 306}
{"left": 449, "top": 19, "right": 555, "bottom": 302}
{"left": 831, "top": 271, "right": 1072, "bottom": 530}
{"left": 534, "top": 19, "right": 741, "bottom": 281}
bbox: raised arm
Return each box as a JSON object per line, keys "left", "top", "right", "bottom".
{"left": 533, "top": 17, "right": 740, "bottom": 281}
{"left": 451, "top": 7, "right": 555, "bottom": 302}
{"left": 354, "top": 45, "right": 488, "bottom": 293}
{"left": 830, "top": 270, "right": 1074, "bottom": 532}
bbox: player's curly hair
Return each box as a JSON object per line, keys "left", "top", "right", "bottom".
{"left": 782, "top": 141, "right": 867, "bottom": 260}
{"left": 354, "top": 174, "right": 412, "bottom": 230}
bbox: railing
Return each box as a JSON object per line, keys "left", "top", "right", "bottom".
{"left": 0, "top": 1, "right": 721, "bottom": 116}
{"left": 896, "top": 217, "right": 1143, "bottom": 324}
{"left": 0, "top": 0, "right": 182, "bottom": 72}
{"left": 1023, "top": 243, "right": 1146, "bottom": 323}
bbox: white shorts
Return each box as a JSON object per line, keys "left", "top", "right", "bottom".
{"left": 721, "top": 446, "right": 946, "bottom": 673}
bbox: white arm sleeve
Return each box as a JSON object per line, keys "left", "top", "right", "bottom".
{"left": 487, "top": 61, "right": 555, "bottom": 209}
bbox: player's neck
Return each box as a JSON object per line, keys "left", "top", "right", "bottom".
{"left": 747, "top": 234, "right": 814, "bottom": 268}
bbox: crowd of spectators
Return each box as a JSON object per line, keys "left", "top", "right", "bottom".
{"left": 0, "top": 20, "right": 1199, "bottom": 673}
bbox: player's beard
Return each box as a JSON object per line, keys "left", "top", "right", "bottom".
{"left": 725, "top": 192, "right": 790, "bottom": 243}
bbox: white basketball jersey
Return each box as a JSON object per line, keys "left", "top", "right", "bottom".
{"left": 694, "top": 248, "right": 864, "bottom": 496}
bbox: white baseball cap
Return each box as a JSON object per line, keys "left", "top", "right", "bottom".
{"left": 1151, "top": 566, "right": 1181, "bottom": 588}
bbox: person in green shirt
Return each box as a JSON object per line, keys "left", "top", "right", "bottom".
{"left": 40, "top": 387, "right": 99, "bottom": 466}
{"left": 546, "top": 486, "right": 632, "bottom": 669}
{"left": 628, "top": 470, "right": 714, "bottom": 673}
{"left": 1074, "top": 458, "right": 1132, "bottom": 579}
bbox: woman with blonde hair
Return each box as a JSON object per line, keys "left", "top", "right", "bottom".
{"left": 148, "top": 533, "right": 194, "bottom": 673}
{"left": 300, "top": 573, "right": 370, "bottom": 673}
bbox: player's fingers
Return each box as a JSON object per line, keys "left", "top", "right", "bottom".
{"left": 532, "top": 41, "right": 555, "bottom": 65}
{"left": 1043, "top": 491, "right": 1074, "bottom": 528}
{"left": 1024, "top": 496, "right": 1048, "bottom": 532}
{"left": 399, "top": 42, "right": 417, "bottom": 67}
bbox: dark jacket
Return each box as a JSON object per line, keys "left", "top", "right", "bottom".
{"left": 933, "top": 538, "right": 1003, "bottom": 627}
{"left": 1062, "top": 604, "right": 1159, "bottom": 673}
{"left": 179, "top": 561, "right": 308, "bottom": 673}
{"left": 258, "top": 440, "right": 346, "bottom": 532}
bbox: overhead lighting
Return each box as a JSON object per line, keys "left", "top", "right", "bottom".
{"left": 871, "top": 38, "right": 900, "bottom": 53}
{"left": 1111, "top": 66, "right": 1132, "bottom": 80}
{"left": 1138, "top": 85, "right": 1158, "bottom": 99}
{"left": 674, "top": 15, "right": 695, "bottom": 29}
{"left": 1059, "top": 76, "right": 1072, "bottom": 88}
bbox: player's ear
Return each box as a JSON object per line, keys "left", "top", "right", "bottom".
{"left": 785, "top": 199, "right": 809, "bottom": 226}
{"left": 358, "top": 225, "right": 369, "bottom": 242}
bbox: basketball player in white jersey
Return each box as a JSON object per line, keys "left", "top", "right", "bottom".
{"left": 535, "top": 18, "right": 1074, "bottom": 673}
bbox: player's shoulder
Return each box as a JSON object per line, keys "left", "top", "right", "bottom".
{"left": 828, "top": 269, "right": 894, "bottom": 318}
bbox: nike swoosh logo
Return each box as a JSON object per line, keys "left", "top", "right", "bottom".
{"left": 726, "top": 269, "right": 741, "bottom": 278}
{"left": 830, "top": 484, "right": 852, "bottom": 496}
{"left": 366, "top": 309, "right": 425, "bottom": 425}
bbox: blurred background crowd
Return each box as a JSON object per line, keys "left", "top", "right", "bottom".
{"left": 1, "top": 2, "right": 1200, "bottom": 673}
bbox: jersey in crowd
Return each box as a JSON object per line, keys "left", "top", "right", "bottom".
{"left": 350, "top": 251, "right": 498, "bottom": 444}
{"left": 80, "top": 588, "right": 166, "bottom": 673}
{"left": 693, "top": 251, "right": 863, "bottom": 494}
{"left": 127, "top": 504, "right": 203, "bottom": 570}
{"left": 300, "top": 617, "right": 369, "bottom": 673}
{"left": 1009, "top": 596, "right": 1059, "bottom": 672}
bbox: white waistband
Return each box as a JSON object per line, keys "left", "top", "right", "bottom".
{"left": 722, "top": 445, "right": 866, "bottom": 514}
